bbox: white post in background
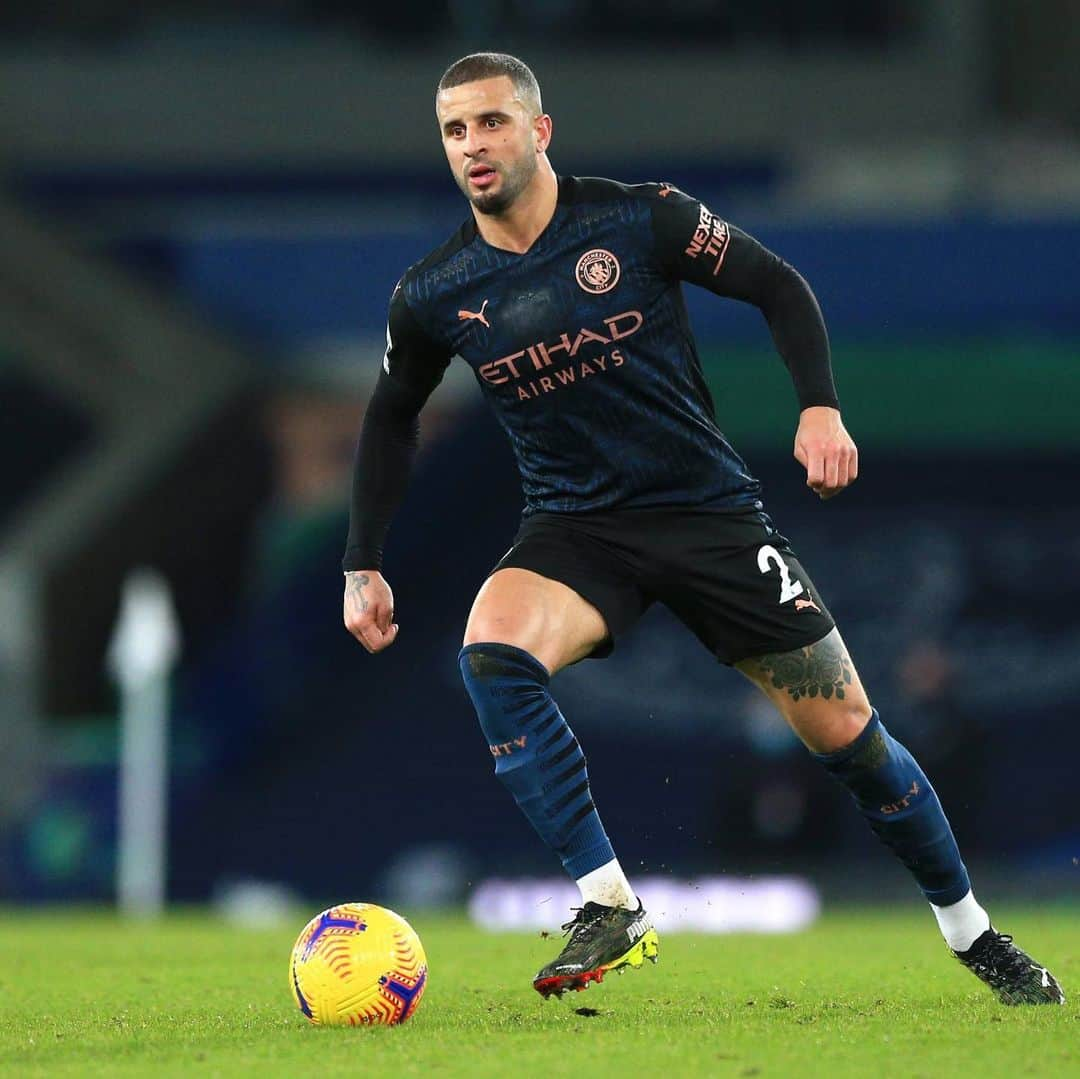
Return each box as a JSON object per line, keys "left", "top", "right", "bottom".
{"left": 107, "top": 568, "right": 181, "bottom": 918}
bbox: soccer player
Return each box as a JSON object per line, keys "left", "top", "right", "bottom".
{"left": 343, "top": 52, "right": 1064, "bottom": 1005}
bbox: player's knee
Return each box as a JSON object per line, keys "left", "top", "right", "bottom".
{"left": 462, "top": 613, "right": 554, "bottom": 663}
{"left": 803, "top": 694, "right": 873, "bottom": 754}
{"left": 463, "top": 618, "right": 521, "bottom": 649}
{"left": 781, "top": 693, "right": 872, "bottom": 754}
{"left": 830, "top": 700, "right": 875, "bottom": 750}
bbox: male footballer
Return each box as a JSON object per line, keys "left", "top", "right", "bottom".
{"left": 343, "top": 52, "right": 1063, "bottom": 1005}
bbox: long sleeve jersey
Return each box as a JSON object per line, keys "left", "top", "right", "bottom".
{"left": 344, "top": 175, "right": 837, "bottom": 571}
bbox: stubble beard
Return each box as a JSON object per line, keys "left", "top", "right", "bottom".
{"left": 461, "top": 154, "right": 537, "bottom": 216}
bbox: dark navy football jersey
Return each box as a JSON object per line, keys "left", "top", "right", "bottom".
{"left": 377, "top": 175, "right": 831, "bottom": 519}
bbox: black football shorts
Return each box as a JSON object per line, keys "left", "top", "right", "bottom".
{"left": 493, "top": 504, "right": 835, "bottom": 664}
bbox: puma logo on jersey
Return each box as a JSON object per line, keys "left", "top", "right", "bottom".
{"left": 794, "top": 596, "right": 821, "bottom": 614}
{"left": 458, "top": 299, "right": 490, "bottom": 328}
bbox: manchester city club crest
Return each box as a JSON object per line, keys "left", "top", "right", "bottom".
{"left": 574, "top": 248, "right": 621, "bottom": 294}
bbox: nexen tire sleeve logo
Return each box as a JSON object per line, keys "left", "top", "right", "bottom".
{"left": 684, "top": 205, "right": 730, "bottom": 275}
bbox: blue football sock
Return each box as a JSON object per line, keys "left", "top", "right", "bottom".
{"left": 459, "top": 642, "right": 615, "bottom": 879}
{"left": 813, "top": 709, "right": 970, "bottom": 906}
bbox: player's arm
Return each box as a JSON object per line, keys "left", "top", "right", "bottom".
{"left": 343, "top": 284, "right": 451, "bottom": 653}
{"left": 651, "top": 187, "right": 857, "bottom": 499}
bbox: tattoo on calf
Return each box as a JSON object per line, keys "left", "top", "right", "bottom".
{"left": 748, "top": 635, "right": 854, "bottom": 702}
{"left": 346, "top": 573, "right": 370, "bottom": 614}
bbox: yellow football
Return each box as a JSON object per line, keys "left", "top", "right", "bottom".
{"left": 289, "top": 902, "right": 427, "bottom": 1025}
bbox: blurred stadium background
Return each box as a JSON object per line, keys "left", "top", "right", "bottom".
{"left": 1, "top": 1, "right": 1077, "bottom": 919}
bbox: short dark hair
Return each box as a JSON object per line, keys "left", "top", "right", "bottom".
{"left": 437, "top": 52, "right": 542, "bottom": 115}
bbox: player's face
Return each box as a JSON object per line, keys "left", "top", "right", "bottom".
{"left": 436, "top": 77, "right": 546, "bottom": 215}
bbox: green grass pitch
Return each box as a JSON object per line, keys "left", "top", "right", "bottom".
{"left": 2, "top": 905, "right": 1075, "bottom": 1076}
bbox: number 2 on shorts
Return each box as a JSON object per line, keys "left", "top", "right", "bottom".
{"left": 757, "top": 544, "right": 805, "bottom": 604}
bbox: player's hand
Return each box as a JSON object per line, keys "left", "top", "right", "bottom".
{"left": 793, "top": 406, "right": 858, "bottom": 500}
{"left": 343, "top": 570, "right": 399, "bottom": 653}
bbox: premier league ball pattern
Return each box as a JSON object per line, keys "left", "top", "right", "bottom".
{"left": 289, "top": 903, "right": 427, "bottom": 1026}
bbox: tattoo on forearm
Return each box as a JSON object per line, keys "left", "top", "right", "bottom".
{"left": 346, "top": 573, "right": 370, "bottom": 614}
{"left": 746, "top": 634, "right": 853, "bottom": 702}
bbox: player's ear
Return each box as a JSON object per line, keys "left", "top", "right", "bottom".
{"left": 534, "top": 114, "right": 552, "bottom": 155}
